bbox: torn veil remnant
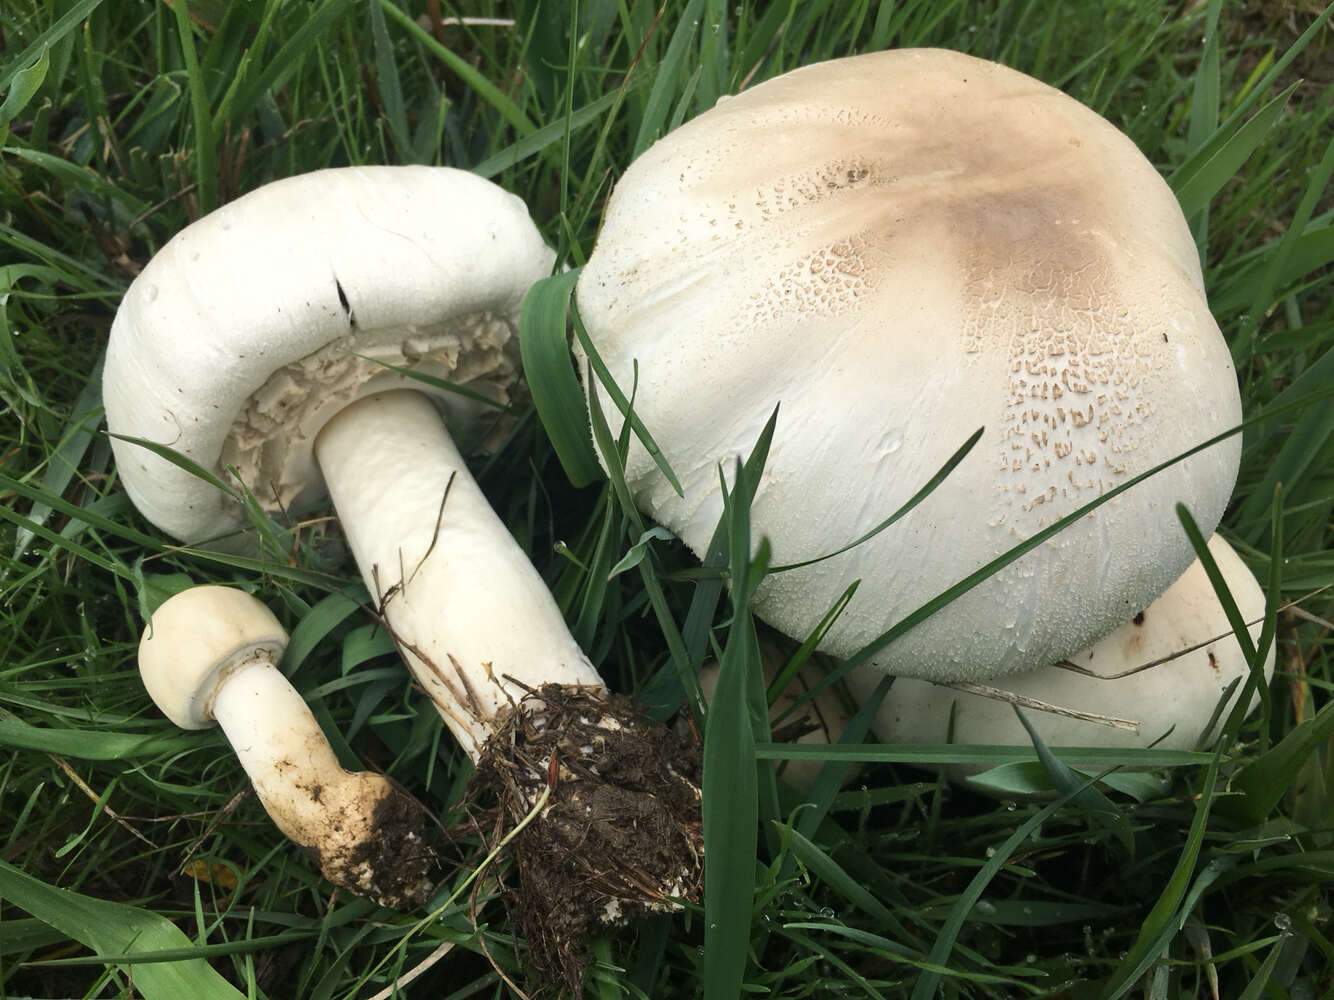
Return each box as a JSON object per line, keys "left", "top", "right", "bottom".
{"left": 104, "top": 167, "right": 702, "bottom": 985}
{"left": 576, "top": 49, "right": 1243, "bottom": 684}
{"left": 138, "top": 585, "right": 432, "bottom": 907}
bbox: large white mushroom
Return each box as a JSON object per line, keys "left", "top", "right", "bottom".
{"left": 575, "top": 49, "right": 1243, "bottom": 683}
{"left": 104, "top": 167, "right": 702, "bottom": 983}
{"left": 139, "top": 585, "right": 432, "bottom": 907}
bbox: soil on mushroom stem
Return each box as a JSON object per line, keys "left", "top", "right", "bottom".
{"left": 472, "top": 683, "right": 704, "bottom": 992}
{"left": 300, "top": 782, "right": 435, "bottom": 910}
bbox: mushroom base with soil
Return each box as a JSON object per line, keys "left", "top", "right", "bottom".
{"left": 473, "top": 684, "right": 703, "bottom": 993}
{"left": 314, "top": 390, "right": 703, "bottom": 985}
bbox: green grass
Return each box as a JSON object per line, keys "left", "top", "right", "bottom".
{"left": 2, "top": 1, "right": 1333, "bottom": 998}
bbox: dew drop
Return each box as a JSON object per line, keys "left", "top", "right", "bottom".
{"left": 974, "top": 899, "right": 997, "bottom": 915}
{"left": 143, "top": 284, "right": 158, "bottom": 302}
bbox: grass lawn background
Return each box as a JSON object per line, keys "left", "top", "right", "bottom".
{"left": 1, "top": 1, "right": 1332, "bottom": 997}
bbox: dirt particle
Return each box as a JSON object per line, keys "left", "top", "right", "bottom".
{"left": 1132, "top": 611, "right": 1145, "bottom": 626}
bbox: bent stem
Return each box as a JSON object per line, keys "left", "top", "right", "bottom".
{"left": 210, "top": 653, "right": 432, "bottom": 907}
{"left": 314, "top": 389, "right": 702, "bottom": 988}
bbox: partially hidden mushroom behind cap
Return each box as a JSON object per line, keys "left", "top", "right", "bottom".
{"left": 697, "top": 646, "right": 853, "bottom": 794}
{"left": 575, "top": 49, "right": 1243, "bottom": 683}
{"left": 105, "top": 167, "right": 702, "bottom": 990}
{"left": 139, "top": 585, "right": 432, "bottom": 907}
{"left": 854, "top": 533, "right": 1275, "bottom": 790}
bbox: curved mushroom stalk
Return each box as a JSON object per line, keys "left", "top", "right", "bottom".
{"left": 139, "top": 586, "right": 432, "bottom": 907}
{"left": 315, "top": 391, "right": 703, "bottom": 989}
{"left": 314, "top": 390, "right": 603, "bottom": 755}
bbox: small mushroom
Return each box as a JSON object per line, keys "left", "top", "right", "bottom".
{"left": 849, "top": 534, "right": 1275, "bottom": 784}
{"left": 575, "top": 49, "right": 1243, "bottom": 683}
{"left": 106, "top": 167, "right": 702, "bottom": 985}
{"left": 139, "top": 585, "right": 432, "bottom": 907}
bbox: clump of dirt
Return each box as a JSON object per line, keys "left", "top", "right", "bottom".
{"left": 302, "top": 780, "right": 436, "bottom": 910}
{"left": 472, "top": 684, "right": 704, "bottom": 992}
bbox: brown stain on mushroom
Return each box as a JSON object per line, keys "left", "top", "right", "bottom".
{"left": 952, "top": 182, "right": 1155, "bottom": 533}
{"left": 696, "top": 71, "right": 1162, "bottom": 547}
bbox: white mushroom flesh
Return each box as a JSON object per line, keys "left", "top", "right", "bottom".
{"left": 849, "top": 534, "right": 1274, "bottom": 774}
{"left": 314, "top": 389, "right": 605, "bottom": 756}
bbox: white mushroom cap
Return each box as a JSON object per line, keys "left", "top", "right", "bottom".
{"left": 105, "top": 166, "right": 554, "bottom": 543}
{"left": 850, "top": 533, "right": 1274, "bottom": 771}
{"left": 140, "top": 584, "right": 288, "bottom": 729}
{"left": 576, "top": 49, "right": 1242, "bottom": 682}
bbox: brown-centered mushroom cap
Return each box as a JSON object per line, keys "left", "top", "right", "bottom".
{"left": 576, "top": 48, "right": 1242, "bottom": 682}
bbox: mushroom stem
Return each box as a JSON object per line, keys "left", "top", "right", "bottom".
{"left": 210, "top": 656, "right": 409, "bottom": 864}
{"left": 313, "top": 389, "right": 704, "bottom": 987}
{"left": 314, "top": 389, "right": 605, "bottom": 757}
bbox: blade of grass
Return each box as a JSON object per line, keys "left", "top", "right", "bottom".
{"left": 378, "top": 0, "right": 537, "bottom": 138}
{"left": 910, "top": 778, "right": 1095, "bottom": 1000}
{"left": 170, "top": 0, "right": 216, "bottom": 214}
{"left": 367, "top": 0, "right": 412, "bottom": 161}
{"left": 219, "top": 0, "right": 359, "bottom": 131}
{"left": 519, "top": 271, "right": 603, "bottom": 486}
{"left": 13, "top": 367, "right": 104, "bottom": 558}
{"left": 572, "top": 297, "right": 684, "bottom": 495}
{"left": 702, "top": 469, "right": 764, "bottom": 1000}
{"left": 1217, "top": 699, "right": 1334, "bottom": 828}
{"left": 0, "top": 0, "right": 103, "bottom": 94}
{"left": 1013, "top": 706, "right": 1134, "bottom": 856}
{"left": 1172, "top": 84, "right": 1296, "bottom": 221}
{"left": 754, "top": 744, "right": 1212, "bottom": 768}
{"left": 0, "top": 859, "right": 247, "bottom": 1000}
{"left": 633, "top": 0, "right": 705, "bottom": 156}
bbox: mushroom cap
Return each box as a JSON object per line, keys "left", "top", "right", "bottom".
{"left": 853, "top": 533, "right": 1273, "bottom": 764}
{"left": 575, "top": 48, "right": 1242, "bottom": 682}
{"left": 139, "top": 585, "right": 289, "bottom": 729}
{"left": 105, "top": 166, "right": 555, "bottom": 543}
